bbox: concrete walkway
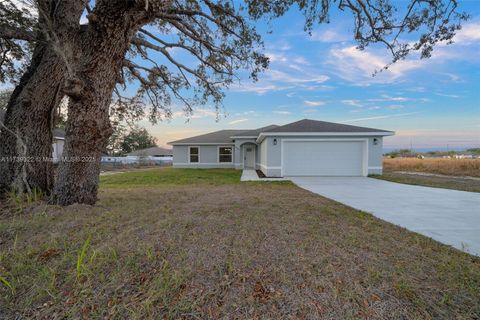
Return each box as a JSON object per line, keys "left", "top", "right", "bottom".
{"left": 240, "top": 169, "right": 288, "bottom": 182}
{"left": 290, "top": 177, "right": 480, "bottom": 255}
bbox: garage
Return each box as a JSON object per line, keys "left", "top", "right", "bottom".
{"left": 282, "top": 140, "right": 366, "bottom": 176}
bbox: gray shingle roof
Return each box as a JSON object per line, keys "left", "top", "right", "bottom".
{"left": 53, "top": 128, "right": 65, "bottom": 138}
{"left": 168, "top": 129, "right": 244, "bottom": 144}
{"left": 169, "top": 119, "right": 393, "bottom": 144}
{"left": 265, "top": 119, "right": 392, "bottom": 133}
{"left": 233, "top": 125, "right": 279, "bottom": 137}
{"left": 127, "top": 146, "right": 172, "bottom": 156}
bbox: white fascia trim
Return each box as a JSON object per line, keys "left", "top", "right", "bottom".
{"left": 230, "top": 136, "right": 258, "bottom": 139}
{"left": 256, "top": 131, "right": 394, "bottom": 143}
{"left": 170, "top": 142, "right": 234, "bottom": 145}
{"left": 368, "top": 166, "right": 383, "bottom": 170}
{"left": 174, "top": 162, "right": 238, "bottom": 166}
{"left": 54, "top": 136, "right": 65, "bottom": 140}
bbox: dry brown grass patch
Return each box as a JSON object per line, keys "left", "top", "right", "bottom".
{"left": 1, "top": 170, "right": 479, "bottom": 319}
{"left": 384, "top": 157, "right": 480, "bottom": 177}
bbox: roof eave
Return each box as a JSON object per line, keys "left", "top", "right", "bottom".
{"left": 169, "top": 142, "right": 235, "bottom": 145}
{"left": 229, "top": 135, "right": 258, "bottom": 139}
{"left": 256, "top": 131, "right": 395, "bottom": 143}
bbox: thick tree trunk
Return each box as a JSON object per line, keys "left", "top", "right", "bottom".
{"left": 0, "top": 44, "right": 65, "bottom": 197}
{"left": 51, "top": 12, "right": 141, "bottom": 205}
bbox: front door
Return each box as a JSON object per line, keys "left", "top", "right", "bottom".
{"left": 244, "top": 145, "right": 255, "bottom": 169}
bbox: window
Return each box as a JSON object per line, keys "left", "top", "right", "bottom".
{"left": 189, "top": 147, "right": 199, "bottom": 163}
{"left": 219, "top": 147, "right": 233, "bottom": 163}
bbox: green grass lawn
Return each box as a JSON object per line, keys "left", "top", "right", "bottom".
{"left": 100, "top": 168, "right": 243, "bottom": 187}
{"left": 1, "top": 168, "right": 479, "bottom": 319}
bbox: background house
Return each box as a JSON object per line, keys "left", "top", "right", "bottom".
{"left": 101, "top": 146, "right": 173, "bottom": 166}
{"left": 0, "top": 110, "right": 65, "bottom": 162}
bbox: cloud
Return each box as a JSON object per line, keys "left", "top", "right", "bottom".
{"left": 231, "top": 49, "right": 329, "bottom": 94}
{"left": 234, "top": 110, "right": 258, "bottom": 116}
{"left": 452, "top": 22, "right": 480, "bottom": 44}
{"left": 327, "top": 46, "right": 424, "bottom": 84}
{"left": 435, "top": 93, "right": 461, "bottom": 98}
{"left": 310, "top": 29, "right": 351, "bottom": 43}
{"left": 266, "top": 39, "right": 291, "bottom": 51}
{"left": 228, "top": 118, "right": 248, "bottom": 125}
{"left": 341, "top": 112, "right": 420, "bottom": 123}
{"left": 304, "top": 100, "right": 325, "bottom": 107}
{"left": 327, "top": 22, "right": 480, "bottom": 85}
{"left": 368, "top": 95, "right": 409, "bottom": 102}
{"left": 171, "top": 107, "right": 219, "bottom": 120}
{"left": 229, "top": 83, "right": 294, "bottom": 95}
{"left": 341, "top": 99, "right": 363, "bottom": 107}
{"left": 273, "top": 111, "right": 292, "bottom": 115}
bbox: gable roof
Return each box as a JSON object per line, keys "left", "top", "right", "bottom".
{"left": 168, "top": 119, "right": 393, "bottom": 145}
{"left": 232, "top": 125, "right": 279, "bottom": 137}
{"left": 53, "top": 128, "right": 65, "bottom": 139}
{"left": 127, "top": 146, "right": 172, "bottom": 156}
{"left": 265, "top": 119, "right": 392, "bottom": 133}
{"left": 168, "top": 129, "right": 244, "bottom": 145}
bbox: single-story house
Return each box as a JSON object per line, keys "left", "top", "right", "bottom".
{"left": 0, "top": 110, "right": 65, "bottom": 162}
{"left": 126, "top": 146, "right": 173, "bottom": 157}
{"left": 168, "top": 119, "right": 394, "bottom": 177}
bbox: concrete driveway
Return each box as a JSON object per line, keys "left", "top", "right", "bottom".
{"left": 290, "top": 177, "right": 480, "bottom": 255}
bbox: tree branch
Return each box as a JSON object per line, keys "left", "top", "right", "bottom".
{"left": 0, "top": 25, "right": 36, "bottom": 41}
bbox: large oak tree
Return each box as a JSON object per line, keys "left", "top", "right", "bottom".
{"left": 0, "top": 0, "right": 468, "bottom": 205}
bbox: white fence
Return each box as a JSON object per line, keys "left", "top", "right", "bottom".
{"left": 101, "top": 156, "right": 173, "bottom": 165}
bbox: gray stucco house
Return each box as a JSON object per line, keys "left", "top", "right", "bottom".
{"left": 168, "top": 119, "right": 394, "bottom": 177}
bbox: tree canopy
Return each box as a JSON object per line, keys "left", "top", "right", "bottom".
{"left": 118, "top": 126, "right": 158, "bottom": 155}
{"left": 0, "top": 0, "right": 468, "bottom": 120}
{"left": 0, "top": 89, "right": 12, "bottom": 110}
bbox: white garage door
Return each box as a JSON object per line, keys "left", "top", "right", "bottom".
{"left": 282, "top": 140, "right": 365, "bottom": 176}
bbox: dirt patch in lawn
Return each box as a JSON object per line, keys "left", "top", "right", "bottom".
{"left": 1, "top": 180, "right": 479, "bottom": 318}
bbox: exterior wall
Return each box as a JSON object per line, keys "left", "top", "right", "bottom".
{"left": 52, "top": 138, "right": 65, "bottom": 162}
{"left": 172, "top": 145, "right": 235, "bottom": 168}
{"left": 367, "top": 136, "right": 383, "bottom": 175}
{"left": 234, "top": 138, "right": 257, "bottom": 170}
{"left": 259, "top": 135, "right": 384, "bottom": 177}
{"left": 171, "top": 135, "right": 385, "bottom": 175}
{"left": 258, "top": 139, "right": 267, "bottom": 170}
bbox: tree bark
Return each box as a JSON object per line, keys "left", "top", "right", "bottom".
{"left": 0, "top": 0, "right": 87, "bottom": 198}
{"left": 0, "top": 43, "right": 65, "bottom": 197}
{"left": 51, "top": 6, "right": 145, "bottom": 205}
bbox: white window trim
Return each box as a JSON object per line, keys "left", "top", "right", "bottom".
{"left": 188, "top": 146, "right": 200, "bottom": 163}
{"left": 280, "top": 138, "right": 369, "bottom": 177}
{"left": 218, "top": 145, "right": 233, "bottom": 163}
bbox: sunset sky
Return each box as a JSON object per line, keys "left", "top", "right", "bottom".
{"left": 140, "top": 1, "right": 480, "bottom": 151}
{"left": 3, "top": 1, "right": 478, "bottom": 151}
